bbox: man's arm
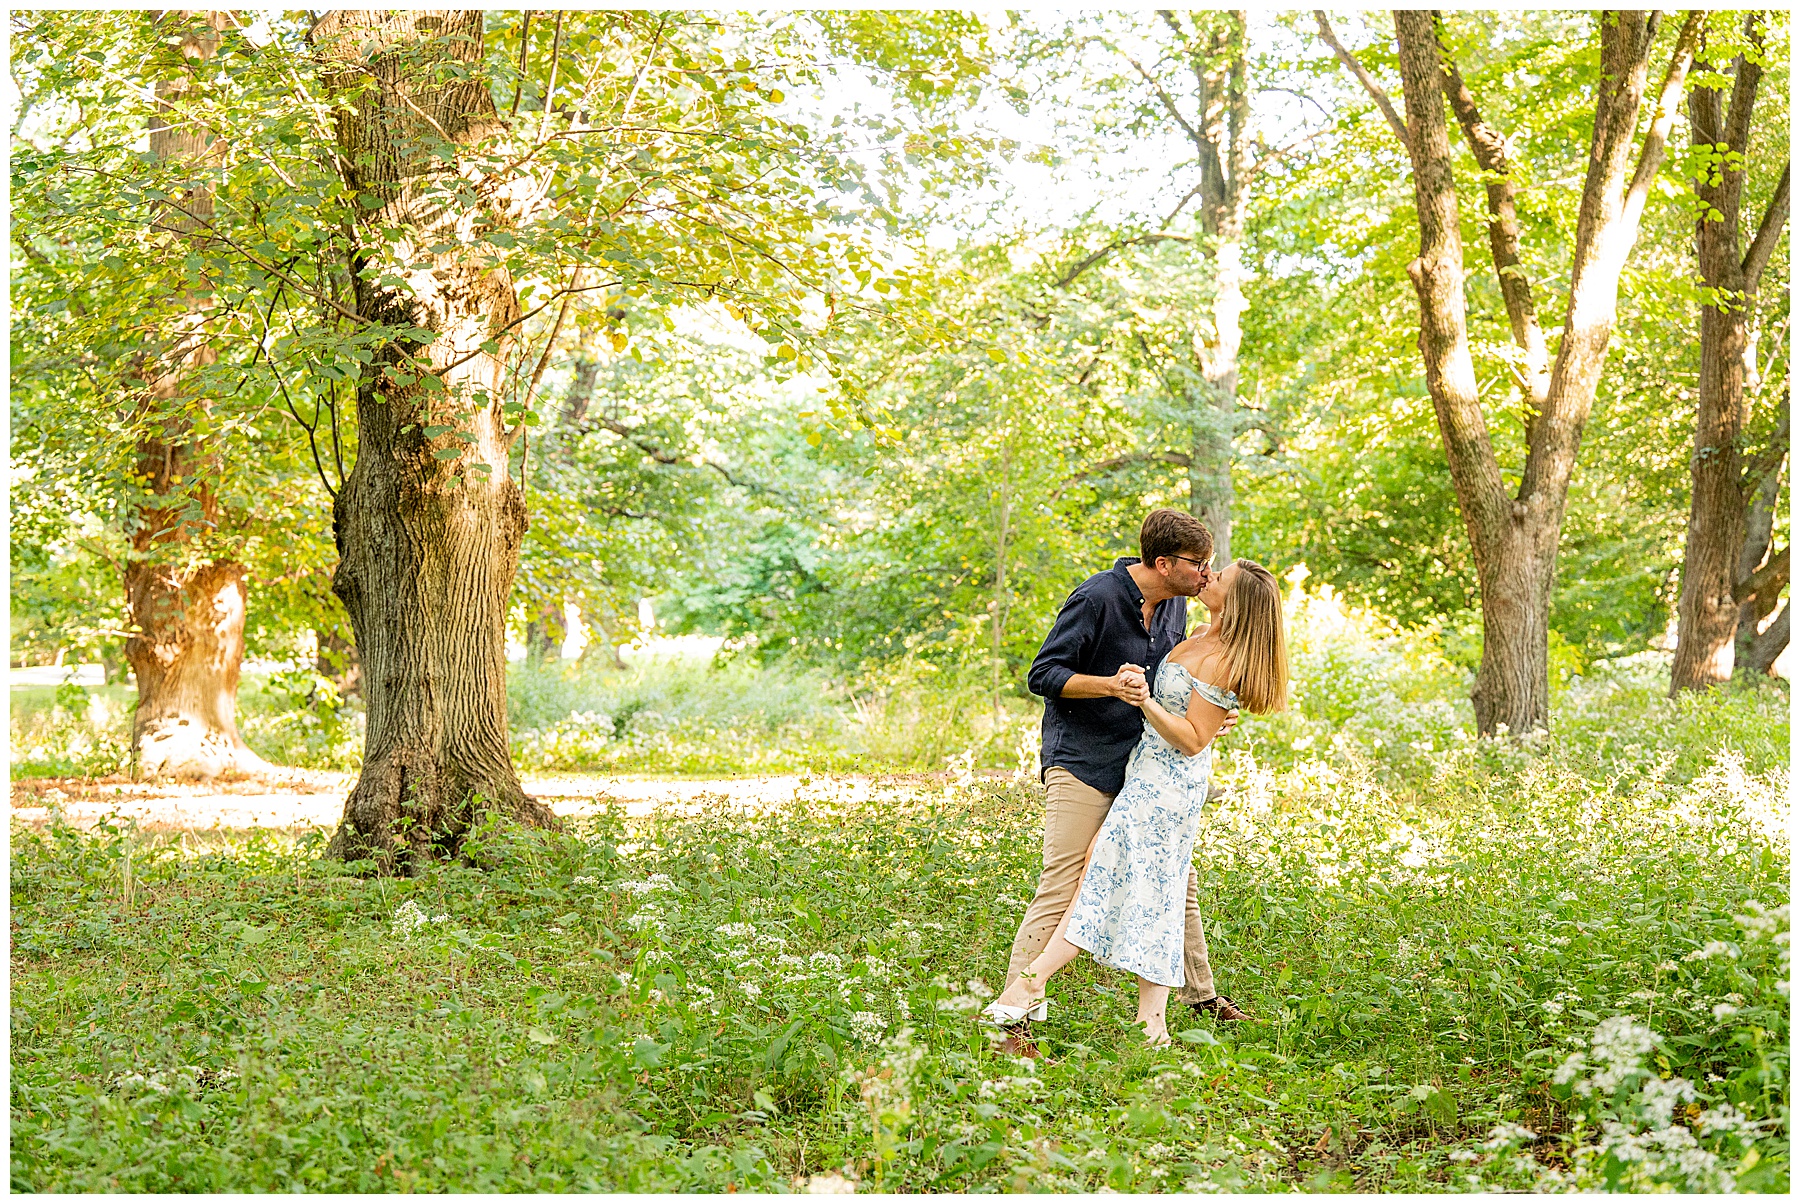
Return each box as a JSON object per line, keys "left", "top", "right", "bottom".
{"left": 1062, "top": 666, "right": 1148, "bottom": 705}
{"left": 1028, "top": 592, "right": 1099, "bottom": 699}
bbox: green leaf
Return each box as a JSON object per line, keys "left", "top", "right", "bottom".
{"left": 431, "top": 448, "right": 461, "bottom": 460}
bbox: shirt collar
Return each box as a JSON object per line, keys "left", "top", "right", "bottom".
{"left": 1112, "top": 557, "right": 1145, "bottom": 605}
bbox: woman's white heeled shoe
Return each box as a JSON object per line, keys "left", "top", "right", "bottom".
{"left": 983, "top": 997, "right": 1049, "bottom": 1024}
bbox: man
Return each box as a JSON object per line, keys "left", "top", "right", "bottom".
{"left": 1005, "top": 509, "right": 1250, "bottom": 1055}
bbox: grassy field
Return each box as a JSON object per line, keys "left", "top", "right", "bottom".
{"left": 11, "top": 592, "right": 1790, "bottom": 1191}
{"left": 10, "top": 658, "right": 1789, "bottom": 1191}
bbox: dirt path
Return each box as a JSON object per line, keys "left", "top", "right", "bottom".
{"left": 9, "top": 769, "right": 993, "bottom": 832}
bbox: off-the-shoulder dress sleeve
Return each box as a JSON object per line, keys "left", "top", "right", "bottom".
{"left": 1193, "top": 680, "right": 1239, "bottom": 711}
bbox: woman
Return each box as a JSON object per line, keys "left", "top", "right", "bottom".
{"left": 985, "top": 559, "right": 1290, "bottom": 1046}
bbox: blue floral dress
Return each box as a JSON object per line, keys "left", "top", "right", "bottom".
{"left": 1064, "top": 659, "right": 1237, "bottom": 987}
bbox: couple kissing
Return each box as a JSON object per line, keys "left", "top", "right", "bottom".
{"left": 987, "top": 508, "right": 1289, "bottom": 1053}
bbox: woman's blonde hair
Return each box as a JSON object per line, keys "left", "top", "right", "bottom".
{"left": 1215, "top": 559, "right": 1289, "bottom": 714}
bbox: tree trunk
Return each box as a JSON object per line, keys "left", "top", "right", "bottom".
{"left": 1162, "top": 10, "right": 1251, "bottom": 564}
{"left": 313, "top": 10, "right": 558, "bottom": 872}
{"left": 126, "top": 10, "right": 269, "bottom": 779}
{"left": 1374, "top": 10, "right": 1696, "bottom": 734}
{"left": 1392, "top": 12, "right": 1547, "bottom": 735}
{"left": 1672, "top": 24, "right": 1786, "bottom": 691}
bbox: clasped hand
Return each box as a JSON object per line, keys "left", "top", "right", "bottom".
{"left": 1111, "top": 663, "right": 1238, "bottom": 736}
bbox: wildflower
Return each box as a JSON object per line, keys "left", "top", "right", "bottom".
{"left": 755, "top": 933, "right": 788, "bottom": 950}
{"left": 571, "top": 875, "right": 598, "bottom": 886}
{"left": 850, "top": 1011, "right": 888, "bottom": 1044}
{"left": 805, "top": 1171, "right": 856, "bottom": 1194}
{"left": 391, "top": 899, "right": 449, "bottom": 934}
{"left": 741, "top": 982, "right": 763, "bottom": 998}
{"left": 936, "top": 994, "right": 982, "bottom": 1014}
{"left": 1654, "top": 961, "right": 1677, "bottom": 973}
{"left": 965, "top": 978, "right": 994, "bottom": 999}
{"left": 1484, "top": 1123, "right": 1537, "bottom": 1149}
{"left": 809, "top": 952, "right": 843, "bottom": 971}
{"left": 1637, "top": 1075, "right": 1696, "bottom": 1129}
{"left": 1682, "top": 941, "right": 1736, "bottom": 962}
{"left": 718, "top": 922, "right": 757, "bottom": 939}
{"left": 1710, "top": 1002, "right": 1738, "bottom": 1020}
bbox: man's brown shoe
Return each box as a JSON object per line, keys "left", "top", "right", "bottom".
{"left": 998, "top": 1022, "right": 1040, "bottom": 1058}
{"left": 1191, "top": 995, "right": 1252, "bottom": 1022}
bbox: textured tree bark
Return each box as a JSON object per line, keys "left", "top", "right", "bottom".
{"left": 1672, "top": 25, "right": 1787, "bottom": 691}
{"left": 313, "top": 10, "right": 558, "bottom": 871}
{"left": 127, "top": 10, "right": 269, "bottom": 779}
{"left": 1379, "top": 10, "right": 1695, "bottom": 734}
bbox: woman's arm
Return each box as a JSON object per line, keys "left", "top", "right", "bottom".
{"left": 1139, "top": 689, "right": 1234, "bottom": 757}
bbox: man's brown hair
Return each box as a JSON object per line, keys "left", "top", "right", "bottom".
{"left": 1138, "top": 508, "right": 1213, "bottom": 569}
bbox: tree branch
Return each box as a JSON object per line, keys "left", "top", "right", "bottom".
{"left": 1742, "top": 160, "right": 1790, "bottom": 292}
{"left": 1122, "top": 49, "right": 1204, "bottom": 152}
{"left": 1435, "top": 16, "right": 1550, "bottom": 415}
{"left": 1736, "top": 544, "right": 1789, "bottom": 604}
{"left": 582, "top": 415, "right": 795, "bottom": 502}
{"left": 1620, "top": 10, "right": 1703, "bottom": 236}
{"left": 1314, "top": 11, "right": 1409, "bottom": 146}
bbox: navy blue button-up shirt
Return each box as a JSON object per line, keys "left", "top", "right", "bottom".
{"left": 1027, "top": 557, "right": 1189, "bottom": 795}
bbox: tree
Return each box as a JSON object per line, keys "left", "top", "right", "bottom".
{"left": 309, "top": 10, "right": 574, "bottom": 867}
{"left": 124, "top": 12, "right": 272, "bottom": 778}
{"left": 1671, "top": 15, "right": 1790, "bottom": 691}
{"left": 1023, "top": 11, "right": 1277, "bottom": 561}
{"left": 1318, "top": 9, "right": 1700, "bottom": 734}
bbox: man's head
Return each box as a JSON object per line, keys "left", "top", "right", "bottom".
{"left": 1138, "top": 508, "right": 1215, "bottom": 598}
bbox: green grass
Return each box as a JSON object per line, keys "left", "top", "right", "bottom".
{"left": 11, "top": 692, "right": 1788, "bottom": 1192}
{"left": 11, "top": 593, "right": 1789, "bottom": 1190}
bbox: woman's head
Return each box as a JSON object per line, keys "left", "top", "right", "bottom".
{"left": 1212, "top": 559, "right": 1289, "bottom": 714}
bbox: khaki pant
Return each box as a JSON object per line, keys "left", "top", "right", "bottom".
{"left": 1005, "top": 766, "right": 1217, "bottom": 1003}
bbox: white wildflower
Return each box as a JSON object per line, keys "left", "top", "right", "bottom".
{"left": 849, "top": 1011, "right": 888, "bottom": 1044}
{"left": 1637, "top": 1075, "right": 1696, "bottom": 1129}
{"left": 1711, "top": 1002, "right": 1739, "bottom": 1020}
{"left": 391, "top": 899, "right": 449, "bottom": 934}
{"left": 571, "top": 875, "right": 598, "bottom": 886}
{"left": 1683, "top": 941, "right": 1737, "bottom": 962}
{"left": 1484, "top": 1122, "right": 1537, "bottom": 1149}
{"left": 717, "top": 922, "right": 757, "bottom": 939}
{"left": 741, "top": 982, "right": 762, "bottom": 998}
{"left": 965, "top": 978, "right": 994, "bottom": 999}
{"left": 805, "top": 1170, "right": 856, "bottom": 1194}
{"left": 809, "top": 952, "right": 844, "bottom": 971}
{"left": 755, "top": 933, "right": 788, "bottom": 950}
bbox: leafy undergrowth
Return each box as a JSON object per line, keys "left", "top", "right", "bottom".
{"left": 11, "top": 731, "right": 1788, "bottom": 1192}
